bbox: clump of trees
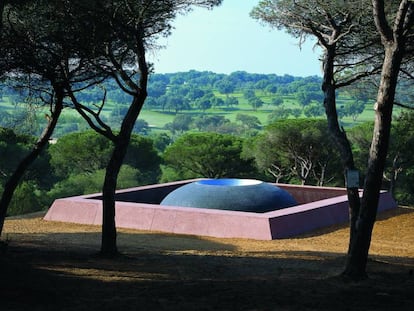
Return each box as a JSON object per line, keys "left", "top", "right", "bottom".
{"left": 162, "top": 132, "right": 259, "bottom": 181}
{"left": 164, "top": 113, "right": 262, "bottom": 137}
{"left": 3, "top": 113, "right": 414, "bottom": 218}
{"left": 0, "top": 128, "right": 162, "bottom": 215}
{"left": 47, "top": 131, "right": 161, "bottom": 200}
{"left": 2, "top": 69, "right": 398, "bottom": 137}
{"left": 247, "top": 119, "right": 342, "bottom": 186}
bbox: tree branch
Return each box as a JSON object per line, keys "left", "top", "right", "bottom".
{"left": 65, "top": 85, "right": 116, "bottom": 141}
{"left": 372, "top": 0, "right": 393, "bottom": 41}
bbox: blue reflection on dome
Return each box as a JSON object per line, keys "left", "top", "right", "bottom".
{"left": 160, "top": 179, "right": 297, "bottom": 213}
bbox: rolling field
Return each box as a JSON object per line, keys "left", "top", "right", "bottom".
{"left": 1, "top": 89, "right": 405, "bottom": 138}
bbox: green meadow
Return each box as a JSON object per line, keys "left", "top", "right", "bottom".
{"left": 1, "top": 70, "right": 405, "bottom": 137}
{"left": 0, "top": 91, "right": 384, "bottom": 135}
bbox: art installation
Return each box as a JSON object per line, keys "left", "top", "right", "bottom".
{"left": 160, "top": 179, "right": 297, "bottom": 212}
{"left": 44, "top": 178, "right": 397, "bottom": 240}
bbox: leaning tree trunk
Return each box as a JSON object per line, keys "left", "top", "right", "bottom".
{"left": 100, "top": 94, "right": 147, "bottom": 256}
{"left": 0, "top": 86, "right": 63, "bottom": 237}
{"left": 101, "top": 136, "right": 128, "bottom": 256}
{"left": 343, "top": 44, "right": 403, "bottom": 279}
{"left": 321, "top": 45, "right": 361, "bottom": 256}
{"left": 100, "top": 32, "right": 148, "bottom": 256}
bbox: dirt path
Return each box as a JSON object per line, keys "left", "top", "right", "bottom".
{"left": 1, "top": 207, "right": 413, "bottom": 310}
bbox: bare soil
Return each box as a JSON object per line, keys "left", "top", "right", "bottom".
{"left": 1, "top": 207, "right": 413, "bottom": 311}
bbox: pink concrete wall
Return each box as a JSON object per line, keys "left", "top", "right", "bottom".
{"left": 45, "top": 198, "right": 273, "bottom": 239}
{"left": 44, "top": 181, "right": 398, "bottom": 240}
{"left": 277, "top": 184, "right": 348, "bottom": 204}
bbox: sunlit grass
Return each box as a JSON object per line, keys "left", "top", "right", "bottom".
{"left": 4, "top": 90, "right": 406, "bottom": 136}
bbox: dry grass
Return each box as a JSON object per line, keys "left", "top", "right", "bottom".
{"left": 1, "top": 207, "right": 413, "bottom": 310}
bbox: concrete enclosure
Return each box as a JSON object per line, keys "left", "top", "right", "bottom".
{"left": 44, "top": 179, "right": 398, "bottom": 240}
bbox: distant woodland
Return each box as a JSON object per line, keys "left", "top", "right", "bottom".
{"left": 1, "top": 70, "right": 414, "bottom": 216}
{"left": 2, "top": 70, "right": 411, "bottom": 137}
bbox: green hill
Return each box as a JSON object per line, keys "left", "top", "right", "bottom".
{"left": 0, "top": 71, "right": 405, "bottom": 137}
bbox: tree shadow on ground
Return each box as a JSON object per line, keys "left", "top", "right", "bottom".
{"left": 1, "top": 236, "right": 413, "bottom": 311}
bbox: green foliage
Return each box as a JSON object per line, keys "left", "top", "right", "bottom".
{"left": 304, "top": 104, "right": 325, "bottom": 118}
{"left": 0, "top": 127, "right": 52, "bottom": 187}
{"left": 0, "top": 128, "right": 30, "bottom": 182}
{"left": 164, "top": 115, "right": 194, "bottom": 134}
{"left": 133, "top": 119, "right": 151, "bottom": 135}
{"left": 347, "top": 121, "right": 373, "bottom": 172}
{"left": 296, "top": 91, "right": 312, "bottom": 106}
{"left": 165, "top": 95, "right": 190, "bottom": 113}
{"left": 47, "top": 174, "right": 95, "bottom": 200}
{"left": 0, "top": 125, "right": 165, "bottom": 216}
{"left": 224, "top": 96, "right": 239, "bottom": 108}
{"left": 124, "top": 135, "right": 162, "bottom": 184}
{"left": 49, "top": 130, "right": 161, "bottom": 185}
{"left": 215, "top": 78, "right": 236, "bottom": 96}
{"left": 338, "top": 101, "right": 366, "bottom": 121}
{"left": 195, "top": 95, "right": 212, "bottom": 112}
{"left": 248, "top": 97, "right": 264, "bottom": 111}
{"left": 2, "top": 70, "right": 386, "bottom": 134}
{"left": 193, "top": 115, "right": 230, "bottom": 132}
{"left": 159, "top": 165, "right": 197, "bottom": 183}
{"left": 388, "top": 112, "right": 414, "bottom": 205}
{"left": 235, "top": 114, "right": 262, "bottom": 131}
{"left": 162, "top": 132, "right": 258, "bottom": 180}
{"left": 151, "top": 133, "right": 172, "bottom": 153}
{"left": 248, "top": 119, "right": 342, "bottom": 186}
{"left": 8, "top": 181, "right": 43, "bottom": 216}
{"left": 243, "top": 89, "right": 256, "bottom": 100}
{"left": 47, "top": 165, "right": 142, "bottom": 201}
{"left": 49, "top": 131, "right": 113, "bottom": 178}
{"left": 346, "top": 115, "right": 414, "bottom": 205}
{"left": 5, "top": 114, "right": 414, "bottom": 217}
{"left": 270, "top": 96, "right": 284, "bottom": 106}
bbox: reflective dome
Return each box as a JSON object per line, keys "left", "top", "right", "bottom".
{"left": 160, "top": 179, "right": 297, "bottom": 213}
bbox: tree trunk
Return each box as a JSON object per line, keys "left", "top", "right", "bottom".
{"left": 100, "top": 139, "right": 124, "bottom": 255}
{"left": 100, "top": 31, "right": 148, "bottom": 255}
{"left": 0, "top": 86, "right": 63, "bottom": 237}
{"left": 343, "top": 44, "right": 402, "bottom": 279}
{"left": 388, "top": 154, "right": 400, "bottom": 197}
{"left": 321, "top": 46, "right": 361, "bottom": 258}
{"left": 100, "top": 94, "right": 146, "bottom": 256}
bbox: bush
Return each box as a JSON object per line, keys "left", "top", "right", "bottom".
{"left": 7, "top": 181, "right": 44, "bottom": 216}
{"left": 47, "top": 165, "right": 143, "bottom": 202}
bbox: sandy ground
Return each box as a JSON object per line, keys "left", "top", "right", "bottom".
{"left": 1, "top": 207, "right": 413, "bottom": 310}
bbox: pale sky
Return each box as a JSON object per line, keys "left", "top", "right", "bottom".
{"left": 149, "top": 0, "right": 322, "bottom": 77}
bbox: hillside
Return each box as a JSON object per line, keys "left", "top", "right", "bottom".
{"left": 2, "top": 71, "right": 406, "bottom": 138}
